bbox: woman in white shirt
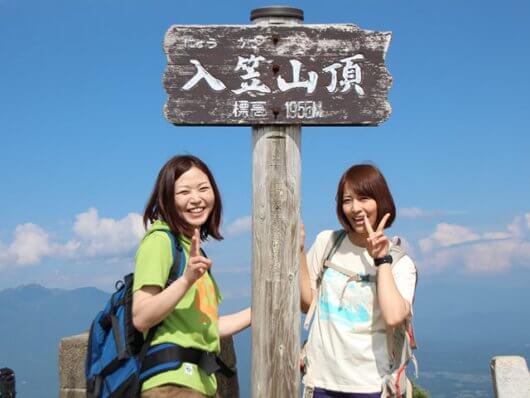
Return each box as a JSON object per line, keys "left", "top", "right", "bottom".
{"left": 300, "top": 164, "right": 417, "bottom": 398}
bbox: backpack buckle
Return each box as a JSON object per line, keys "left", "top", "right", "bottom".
{"left": 198, "top": 352, "right": 220, "bottom": 375}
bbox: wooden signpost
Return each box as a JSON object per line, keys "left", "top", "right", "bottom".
{"left": 163, "top": 6, "right": 392, "bottom": 398}
{"left": 164, "top": 22, "right": 391, "bottom": 126}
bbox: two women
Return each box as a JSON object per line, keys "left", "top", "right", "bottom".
{"left": 132, "top": 155, "right": 416, "bottom": 397}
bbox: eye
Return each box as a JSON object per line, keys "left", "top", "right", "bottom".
{"left": 199, "top": 186, "right": 211, "bottom": 192}
{"left": 342, "top": 197, "right": 352, "bottom": 204}
{"left": 176, "top": 190, "right": 190, "bottom": 195}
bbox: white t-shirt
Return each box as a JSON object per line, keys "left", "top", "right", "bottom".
{"left": 304, "top": 230, "right": 417, "bottom": 393}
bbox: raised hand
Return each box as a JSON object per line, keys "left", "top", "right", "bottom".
{"left": 183, "top": 228, "right": 212, "bottom": 285}
{"left": 364, "top": 213, "right": 391, "bottom": 260}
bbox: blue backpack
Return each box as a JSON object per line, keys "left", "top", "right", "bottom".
{"left": 85, "top": 231, "right": 234, "bottom": 398}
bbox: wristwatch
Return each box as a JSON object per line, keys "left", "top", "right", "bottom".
{"left": 374, "top": 255, "right": 393, "bottom": 267}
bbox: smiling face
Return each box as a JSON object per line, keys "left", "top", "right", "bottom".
{"left": 174, "top": 166, "right": 215, "bottom": 237}
{"left": 341, "top": 184, "right": 378, "bottom": 237}
{"left": 335, "top": 164, "right": 396, "bottom": 238}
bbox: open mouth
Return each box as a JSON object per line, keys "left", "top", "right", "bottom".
{"left": 188, "top": 207, "right": 205, "bottom": 214}
{"left": 352, "top": 216, "right": 364, "bottom": 225}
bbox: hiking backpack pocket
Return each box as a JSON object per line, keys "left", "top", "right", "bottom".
{"left": 85, "top": 274, "right": 145, "bottom": 398}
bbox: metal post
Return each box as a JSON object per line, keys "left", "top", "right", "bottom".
{"left": 250, "top": 6, "right": 303, "bottom": 398}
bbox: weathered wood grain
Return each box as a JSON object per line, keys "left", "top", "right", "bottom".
{"left": 252, "top": 125, "right": 301, "bottom": 398}
{"left": 163, "top": 24, "right": 392, "bottom": 126}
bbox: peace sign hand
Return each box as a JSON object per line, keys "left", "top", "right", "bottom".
{"left": 183, "top": 228, "right": 212, "bottom": 286}
{"left": 364, "top": 213, "right": 391, "bottom": 260}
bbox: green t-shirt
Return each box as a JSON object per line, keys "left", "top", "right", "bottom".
{"left": 133, "top": 221, "right": 222, "bottom": 396}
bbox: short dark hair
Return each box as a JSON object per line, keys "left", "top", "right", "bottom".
{"left": 336, "top": 164, "right": 396, "bottom": 231}
{"left": 143, "top": 155, "right": 223, "bottom": 241}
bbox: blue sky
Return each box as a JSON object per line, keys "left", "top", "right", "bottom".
{"left": 1, "top": 0, "right": 530, "bottom": 311}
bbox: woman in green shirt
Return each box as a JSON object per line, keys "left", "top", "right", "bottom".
{"left": 132, "top": 155, "right": 251, "bottom": 398}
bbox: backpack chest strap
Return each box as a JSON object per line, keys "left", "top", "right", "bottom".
{"left": 323, "top": 260, "right": 376, "bottom": 283}
{"left": 140, "top": 343, "right": 235, "bottom": 382}
{"left": 324, "top": 260, "right": 376, "bottom": 305}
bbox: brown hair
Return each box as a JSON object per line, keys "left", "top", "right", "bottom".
{"left": 143, "top": 155, "right": 223, "bottom": 241}
{"left": 336, "top": 164, "right": 396, "bottom": 231}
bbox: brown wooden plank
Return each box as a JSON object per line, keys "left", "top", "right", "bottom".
{"left": 163, "top": 24, "right": 391, "bottom": 126}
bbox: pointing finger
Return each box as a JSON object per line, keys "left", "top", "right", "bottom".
{"left": 364, "top": 215, "right": 374, "bottom": 235}
{"left": 377, "top": 213, "right": 391, "bottom": 233}
{"left": 190, "top": 228, "right": 201, "bottom": 257}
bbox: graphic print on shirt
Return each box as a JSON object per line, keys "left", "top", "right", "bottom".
{"left": 318, "top": 268, "right": 372, "bottom": 330}
{"left": 194, "top": 275, "right": 218, "bottom": 326}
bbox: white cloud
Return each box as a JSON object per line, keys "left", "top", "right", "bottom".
{"left": 400, "top": 207, "right": 464, "bottom": 219}
{"left": 400, "top": 207, "right": 431, "bottom": 218}
{"left": 0, "top": 208, "right": 144, "bottom": 268}
{"left": 225, "top": 216, "right": 252, "bottom": 236}
{"left": 507, "top": 214, "right": 530, "bottom": 240}
{"left": 482, "top": 232, "right": 511, "bottom": 240}
{"left": 419, "top": 223, "right": 480, "bottom": 252}
{"left": 418, "top": 213, "right": 530, "bottom": 273}
{"left": 421, "top": 239, "right": 515, "bottom": 273}
{"left": 71, "top": 208, "right": 144, "bottom": 257}
{"left": 7, "top": 223, "right": 53, "bottom": 265}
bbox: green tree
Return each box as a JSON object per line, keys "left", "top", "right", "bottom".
{"left": 413, "top": 381, "right": 430, "bottom": 398}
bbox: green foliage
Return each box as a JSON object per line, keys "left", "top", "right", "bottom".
{"left": 413, "top": 381, "right": 430, "bottom": 398}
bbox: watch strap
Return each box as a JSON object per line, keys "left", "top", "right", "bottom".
{"left": 374, "top": 254, "right": 393, "bottom": 267}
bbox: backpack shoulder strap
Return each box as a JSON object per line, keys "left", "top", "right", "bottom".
{"left": 389, "top": 236, "right": 418, "bottom": 305}
{"left": 383, "top": 238, "right": 419, "bottom": 396}
{"left": 388, "top": 237, "right": 406, "bottom": 266}
{"left": 326, "top": 230, "right": 346, "bottom": 263}
{"left": 142, "top": 231, "right": 184, "bottom": 344}
{"left": 303, "top": 229, "right": 346, "bottom": 330}
{"left": 315, "top": 229, "right": 346, "bottom": 285}
{"left": 137, "top": 231, "right": 187, "bottom": 371}
{"left": 161, "top": 231, "right": 186, "bottom": 287}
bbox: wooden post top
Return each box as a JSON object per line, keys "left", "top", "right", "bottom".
{"left": 250, "top": 6, "right": 303, "bottom": 23}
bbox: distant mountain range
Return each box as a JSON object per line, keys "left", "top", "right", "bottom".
{"left": 0, "top": 284, "right": 108, "bottom": 398}
{"left": 1, "top": 280, "right": 529, "bottom": 397}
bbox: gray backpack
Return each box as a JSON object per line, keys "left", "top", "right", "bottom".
{"left": 302, "top": 230, "right": 419, "bottom": 398}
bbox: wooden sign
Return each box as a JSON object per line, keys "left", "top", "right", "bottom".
{"left": 163, "top": 25, "right": 392, "bottom": 126}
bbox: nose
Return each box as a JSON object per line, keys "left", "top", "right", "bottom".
{"left": 189, "top": 190, "right": 201, "bottom": 203}
{"left": 351, "top": 199, "right": 362, "bottom": 213}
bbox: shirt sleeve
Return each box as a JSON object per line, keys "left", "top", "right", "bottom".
{"left": 391, "top": 255, "right": 417, "bottom": 306}
{"left": 306, "top": 230, "right": 334, "bottom": 290}
{"left": 133, "top": 232, "right": 173, "bottom": 292}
